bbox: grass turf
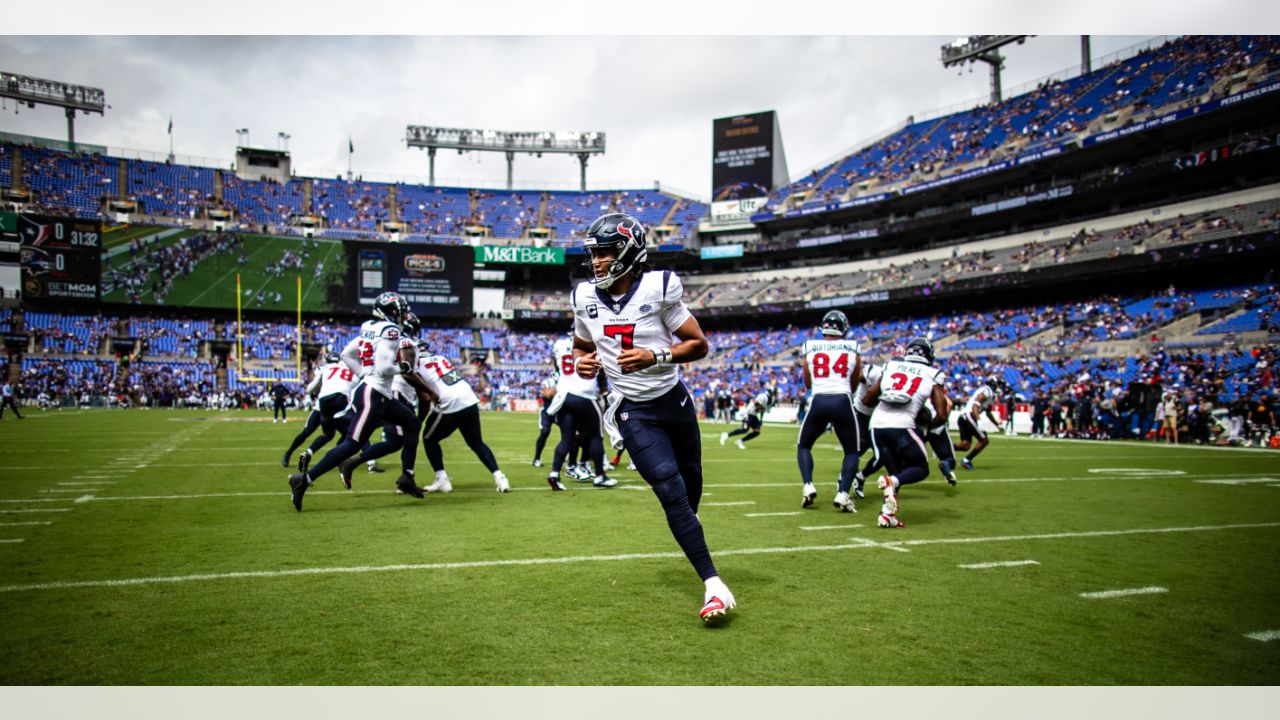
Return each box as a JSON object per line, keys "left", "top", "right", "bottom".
{"left": 0, "top": 409, "right": 1277, "bottom": 685}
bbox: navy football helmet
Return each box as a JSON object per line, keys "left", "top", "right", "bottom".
{"left": 903, "top": 336, "right": 935, "bottom": 365}
{"left": 373, "top": 292, "right": 411, "bottom": 327}
{"left": 324, "top": 350, "right": 341, "bottom": 365}
{"left": 584, "top": 213, "right": 648, "bottom": 290}
{"left": 820, "top": 310, "right": 850, "bottom": 337}
{"left": 401, "top": 312, "right": 421, "bottom": 337}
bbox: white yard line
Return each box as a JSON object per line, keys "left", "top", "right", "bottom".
{"left": 0, "top": 509, "right": 71, "bottom": 514}
{"left": 800, "top": 525, "right": 863, "bottom": 531}
{"left": 702, "top": 501, "right": 756, "bottom": 507}
{"left": 0, "top": 521, "right": 52, "bottom": 527}
{"left": 1244, "top": 630, "right": 1280, "bottom": 642}
{"left": 1079, "top": 586, "right": 1168, "bottom": 599}
{"left": 959, "top": 560, "right": 1040, "bottom": 569}
{"left": 744, "top": 511, "right": 803, "bottom": 517}
{"left": 57, "top": 482, "right": 117, "bottom": 486}
{"left": 0, "top": 539, "right": 25, "bottom": 544}
{"left": 4, "top": 521, "right": 1273, "bottom": 595}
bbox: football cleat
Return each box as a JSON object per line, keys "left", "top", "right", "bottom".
{"left": 367, "top": 463, "right": 386, "bottom": 474}
{"left": 424, "top": 476, "right": 453, "bottom": 494}
{"left": 280, "top": 453, "right": 290, "bottom": 468}
{"left": 833, "top": 491, "right": 855, "bottom": 513}
{"left": 287, "top": 473, "right": 310, "bottom": 512}
{"left": 877, "top": 513, "right": 904, "bottom": 528}
{"left": 878, "top": 475, "right": 899, "bottom": 515}
{"left": 571, "top": 464, "right": 594, "bottom": 483}
{"left": 627, "top": 462, "right": 637, "bottom": 471}
{"left": 532, "top": 458, "right": 543, "bottom": 468}
{"left": 395, "top": 474, "right": 425, "bottom": 499}
{"left": 494, "top": 472, "right": 511, "bottom": 493}
{"left": 802, "top": 483, "right": 817, "bottom": 508}
{"left": 700, "top": 596, "right": 730, "bottom": 624}
{"left": 338, "top": 457, "right": 360, "bottom": 490}
{"left": 961, "top": 458, "right": 974, "bottom": 471}
{"left": 297, "top": 449, "right": 312, "bottom": 476}
{"left": 944, "top": 468, "right": 958, "bottom": 486}
{"left": 719, "top": 432, "right": 728, "bottom": 446}
{"left": 593, "top": 475, "right": 618, "bottom": 488}
{"left": 548, "top": 476, "right": 566, "bottom": 491}
{"left": 853, "top": 471, "right": 866, "bottom": 499}
{"left": 735, "top": 439, "right": 747, "bottom": 450}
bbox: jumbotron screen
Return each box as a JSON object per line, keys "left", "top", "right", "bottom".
{"left": 711, "top": 111, "right": 778, "bottom": 201}
{"left": 14, "top": 213, "right": 103, "bottom": 303}
{"left": 343, "top": 241, "right": 473, "bottom": 319}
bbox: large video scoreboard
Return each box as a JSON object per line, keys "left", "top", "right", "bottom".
{"left": 343, "top": 241, "right": 473, "bottom": 319}
{"left": 711, "top": 110, "right": 789, "bottom": 203}
{"left": 13, "top": 213, "right": 103, "bottom": 302}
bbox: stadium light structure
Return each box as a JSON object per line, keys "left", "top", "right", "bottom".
{"left": 406, "top": 126, "right": 606, "bottom": 191}
{"left": 940, "top": 36, "right": 1029, "bottom": 104}
{"left": 0, "top": 71, "right": 105, "bottom": 151}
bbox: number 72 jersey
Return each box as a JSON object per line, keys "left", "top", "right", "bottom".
{"left": 803, "top": 338, "right": 859, "bottom": 395}
{"left": 869, "top": 359, "right": 947, "bottom": 430}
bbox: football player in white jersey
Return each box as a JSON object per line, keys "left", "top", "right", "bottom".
{"left": 571, "top": 212, "right": 735, "bottom": 624}
{"left": 289, "top": 350, "right": 357, "bottom": 475}
{"left": 336, "top": 314, "right": 426, "bottom": 488}
{"left": 532, "top": 371, "right": 558, "bottom": 468}
{"left": 954, "top": 376, "right": 1004, "bottom": 470}
{"left": 288, "top": 292, "right": 424, "bottom": 510}
{"left": 546, "top": 335, "right": 614, "bottom": 490}
{"left": 720, "top": 390, "right": 770, "bottom": 449}
{"left": 796, "top": 310, "right": 863, "bottom": 512}
{"left": 413, "top": 340, "right": 511, "bottom": 494}
{"left": 852, "top": 360, "right": 884, "bottom": 498}
{"left": 862, "top": 337, "right": 949, "bottom": 529}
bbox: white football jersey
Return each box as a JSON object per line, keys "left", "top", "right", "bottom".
{"left": 853, "top": 363, "right": 883, "bottom": 415}
{"left": 748, "top": 391, "right": 770, "bottom": 417}
{"left": 804, "top": 338, "right": 860, "bottom": 396}
{"left": 964, "top": 385, "right": 995, "bottom": 417}
{"left": 314, "top": 362, "right": 357, "bottom": 399}
{"left": 340, "top": 319, "right": 402, "bottom": 398}
{"left": 869, "top": 359, "right": 947, "bottom": 430}
{"left": 552, "top": 336, "right": 599, "bottom": 400}
{"left": 391, "top": 373, "right": 417, "bottom": 408}
{"left": 572, "top": 270, "right": 692, "bottom": 402}
{"left": 413, "top": 354, "right": 478, "bottom": 414}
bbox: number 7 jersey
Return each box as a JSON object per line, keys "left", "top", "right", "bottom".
{"left": 571, "top": 270, "right": 691, "bottom": 402}
{"left": 869, "top": 359, "right": 947, "bottom": 430}
{"left": 803, "top": 338, "right": 859, "bottom": 396}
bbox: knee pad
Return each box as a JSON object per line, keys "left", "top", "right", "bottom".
{"left": 650, "top": 475, "right": 688, "bottom": 509}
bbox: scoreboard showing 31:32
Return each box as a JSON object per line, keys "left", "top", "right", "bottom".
{"left": 14, "top": 213, "right": 103, "bottom": 303}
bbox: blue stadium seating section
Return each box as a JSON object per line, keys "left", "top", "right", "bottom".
{"left": 770, "top": 35, "right": 1280, "bottom": 214}
{"left": 22, "top": 148, "right": 115, "bottom": 217}
{"left": 24, "top": 311, "right": 113, "bottom": 354}
{"left": 129, "top": 317, "right": 210, "bottom": 357}
{"left": 127, "top": 159, "right": 216, "bottom": 218}
{"left": 220, "top": 174, "right": 306, "bottom": 225}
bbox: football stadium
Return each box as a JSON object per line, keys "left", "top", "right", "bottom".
{"left": 1, "top": 29, "right": 1280, "bottom": 692}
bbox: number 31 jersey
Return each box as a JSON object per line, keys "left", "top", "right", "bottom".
{"left": 571, "top": 270, "right": 691, "bottom": 402}
{"left": 803, "top": 339, "right": 860, "bottom": 396}
{"left": 870, "top": 359, "right": 947, "bottom": 430}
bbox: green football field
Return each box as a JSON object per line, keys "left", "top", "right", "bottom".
{"left": 99, "top": 228, "right": 347, "bottom": 313}
{"left": 0, "top": 409, "right": 1278, "bottom": 685}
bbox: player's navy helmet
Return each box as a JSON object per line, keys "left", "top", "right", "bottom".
{"left": 372, "top": 292, "right": 411, "bottom": 326}
{"left": 415, "top": 338, "right": 431, "bottom": 354}
{"left": 584, "top": 213, "right": 648, "bottom": 290}
{"left": 401, "top": 312, "right": 421, "bottom": 337}
{"left": 820, "top": 310, "right": 850, "bottom": 337}
{"left": 903, "top": 336, "right": 935, "bottom": 365}
{"left": 324, "top": 350, "right": 340, "bottom": 364}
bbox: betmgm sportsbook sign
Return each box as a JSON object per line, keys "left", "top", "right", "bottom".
{"left": 474, "top": 245, "right": 565, "bottom": 265}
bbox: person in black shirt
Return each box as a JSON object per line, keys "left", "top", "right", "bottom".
{"left": 271, "top": 382, "right": 289, "bottom": 423}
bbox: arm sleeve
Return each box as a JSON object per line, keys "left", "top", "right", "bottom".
{"left": 306, "top": 369, "right": 322, "bottom": 395}
{"left": 372, "top": 335, "right": 399, "bottom": 381}
{"left": 660, "top": 272, "right": 693, "bottom": 331}
{"left": 339, "top": 338, "right": 362, "bottom": 375}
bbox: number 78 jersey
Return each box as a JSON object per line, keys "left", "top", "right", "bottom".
{"left": 803, "top": 339, "right": 860, "bottom": 395}
{"left": 869, "top": 359, "right": 948, "bottom": 430}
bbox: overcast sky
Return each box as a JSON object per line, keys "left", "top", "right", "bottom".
{"left": 1, "top": 35, "right": 1157, "bottom": 197}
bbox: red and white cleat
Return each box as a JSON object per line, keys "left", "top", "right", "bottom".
{"left": 700, "top": 596, "right": 731, "bottom": 624}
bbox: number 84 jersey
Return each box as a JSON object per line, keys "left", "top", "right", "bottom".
{"left": 803, "top": 338, "right": 859, "bottom": 396}
{"left": 869, "top": 359, "right": 947, "bottom": 430}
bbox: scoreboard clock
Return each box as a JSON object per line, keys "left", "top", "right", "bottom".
{"left": 16, "top": 214, "right": 102, "bottom": 302}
